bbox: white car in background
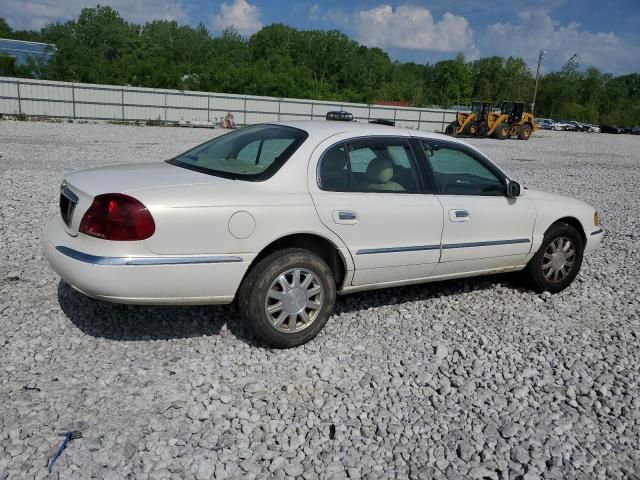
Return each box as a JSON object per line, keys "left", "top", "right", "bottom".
{"left": 44, "top": 121, "right": 603, "bottom": 347}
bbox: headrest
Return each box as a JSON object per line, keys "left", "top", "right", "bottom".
{"left": 366, "top": 157, "right": 394, "bottom": 184}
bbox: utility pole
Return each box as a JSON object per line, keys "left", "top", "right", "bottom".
{"left": 531, "top": 50, "right": 545, "bottom": 116}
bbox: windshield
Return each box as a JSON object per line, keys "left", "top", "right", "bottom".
{"left": 168, "top": 125, "right": 308, "bottom": 180}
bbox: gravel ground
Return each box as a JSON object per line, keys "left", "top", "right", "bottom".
{"left": 1, "top": 120, "right": 639, "bottom": 479}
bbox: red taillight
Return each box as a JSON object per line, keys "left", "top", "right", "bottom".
{"left": 79, "top": 193, "right": 155, "bottom": 241}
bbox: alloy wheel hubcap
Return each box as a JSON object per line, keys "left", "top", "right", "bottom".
{"left": 542, "top": 237, "right": 575, "bottom": 282}
{"left": 265, "top": 268, "right": 324, "bottom": 333}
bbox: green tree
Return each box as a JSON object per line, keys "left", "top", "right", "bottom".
{"left": 432, "top": 54, "right": 472, "bottom": 107}
{"left": 1, "top": 10, "right": 638, "bottom": 124}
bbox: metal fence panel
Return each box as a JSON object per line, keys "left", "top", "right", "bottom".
{"left": 75, "top": 102, "right": 121, "bottom": 119}
{"left": 0, "top": 76, "right": 458, "bottom": 131}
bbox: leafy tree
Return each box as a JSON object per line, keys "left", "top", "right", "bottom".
{"left": 0, "top": 17, "right": 12, "bottom": 38}
{"left": 0, "top": 11, "right": 638, "bottom": 124}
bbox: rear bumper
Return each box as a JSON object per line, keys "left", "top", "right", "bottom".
{"left": 43, "top": 216, "right": 251, "bottom": 305}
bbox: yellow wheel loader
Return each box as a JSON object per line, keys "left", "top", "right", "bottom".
{"left": 444, "top": 101, "right": 492, "bottom": 137}
{"left": 484, "top": 101, "right": 537, "bottom": 140}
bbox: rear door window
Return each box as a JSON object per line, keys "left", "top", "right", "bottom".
{"left": 318, "top": 138, "right": 421, "bottom": 193}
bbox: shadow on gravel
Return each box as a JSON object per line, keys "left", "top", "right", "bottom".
{"left": 57, "top": 281, "right": 231, "bottom": 341}
{"left": 333, "top": 272, "right": 525, "bottom": 316}
{"left": 58, "top": 273, "right": 524, "bottom": 343}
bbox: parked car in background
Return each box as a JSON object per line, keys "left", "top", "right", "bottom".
{"left": 568, "top": 121, "right": 588, "bottom": 132}
{"left": 630, "top": 126, "right": 640, "bottom": 135}
{"left": 535, "top": 119, "right": 557, "bottom": 130}
{"left": 600, "top": 124, "right": 624, "bottom": 134}
{"left": 44, "top": 121, "right": 604, "bottom": 347}
{"left": 559, "top": 120, "right": 578, "bottom": 131}
{"left": 326, "top": 111, "right": 354, "bottom": 122}
{"left": 553, "top": 120, "right": 570, "bottom": 130}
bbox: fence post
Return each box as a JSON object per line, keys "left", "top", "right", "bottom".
{"left": 277, "top": 99, "right": 281, "bottom": 121}
{"left": 243, "top": 97, "right": 247, "bottom": 126}
{"left": 368, "top": 105, "right": 371, "bottom": 122}
{"left": 441, "top": 111, "right": 446, "bottom": 132}
{"left": 164, "top": 93, "right": 168, "bottom": 123}
{"left": 16, "top": 79, "right": 22, "bottom": 115}
{"left": 310, "top": 102, "right": 314, "bottom": 120}
{"left": 121, "top": 88, "right": 125, "bottom": 121}
{"left": 418, "top": 111, "right": 422, "bottom": 131}
{"left": 393, "top": 108, "right": 397, "bottom": 124}
{"left": 71, "top": 84, "right": 76, "bottom": 119}
{"left": 207, "top": 96, "right": 210, "bottom": 123}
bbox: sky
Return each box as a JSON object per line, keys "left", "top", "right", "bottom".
{"left": 2, "top": 0, "right": 640, "bottom": 75}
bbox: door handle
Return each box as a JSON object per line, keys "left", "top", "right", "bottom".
{"left": 449, "top": 209, "right": 470, "bottom": 222}
{"left": 333, "top": 210, "right": 359, "bottom": 224}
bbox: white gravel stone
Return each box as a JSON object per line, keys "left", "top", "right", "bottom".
{"left": 1, "top": 121, "right": 639, "bottom": 478}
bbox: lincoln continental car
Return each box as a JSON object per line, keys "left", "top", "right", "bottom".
{"left": 44, "top": 121, "right": 603, "bottom": 347}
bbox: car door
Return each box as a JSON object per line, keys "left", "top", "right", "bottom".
{"left": 419, "top": 139, "right": 536, "bottom": 274}
{"left": 309, "top": 135, "right": 444, "bottom": 286}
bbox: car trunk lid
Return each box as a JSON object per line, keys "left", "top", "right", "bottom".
{"left": 60, "top": 162, "right": 230, "bottom": 236}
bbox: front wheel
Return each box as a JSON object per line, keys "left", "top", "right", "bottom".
{"left": 464, "top": 122, "right": 478, "bottom": 136}
{"left": 518, "top": 124, "right": 532, "bottom": 140}
{"left": 237, "top": 248, "right": 336, "bottom": 348}
{"left": 493, "top": 123, "right": 510, "bottom": 140}
{"left": 524, "top": 223, "right": 584, "bottom": 293}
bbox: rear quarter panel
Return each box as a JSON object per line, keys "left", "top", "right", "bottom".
{"left": 135, "top": 152, "right": 354, "bottom": 271}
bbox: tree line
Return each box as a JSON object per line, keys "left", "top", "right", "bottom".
{"left": 1, "top": 6, "right": 638, "bottom": 125}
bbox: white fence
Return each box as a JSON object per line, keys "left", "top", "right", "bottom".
{"left": 0, "top": 76, "right": 457, "bottom": 132}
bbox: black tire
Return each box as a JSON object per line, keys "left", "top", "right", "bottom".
{"left": 524, "top": 223, "right": 584, "bottom": 293}
{"left": 445, "top": 122, "right": 458, "bottom": 136}
{"left": 518, "top": 124, "right": 532, "bottom": 140}
{"left": 464, "top": 122, "right": 478, "bottom": 136}
{"left": 476, "top": 123, "right": 488, "bottom": 137}
{"left": 237, "top": 248, "right": 336, "bottom": 348}
{"left": 493, "top": 123, "right": 510, "bottom": 140}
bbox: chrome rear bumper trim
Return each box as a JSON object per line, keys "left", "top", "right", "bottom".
{"left": 55, "top": 246, "right": 243, "bottom": 266}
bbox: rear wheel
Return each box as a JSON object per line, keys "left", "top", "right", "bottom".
{"left": 445, "top": 122, "right": 458, "bottom": 136}
{"left": 493, "top": 123, "right": 510, "bottom": 140}
{"left": 237, "top": 248, "right": 336, "bottom": 348}
{"left": 476, "top": 123, "right": 488, "bottom": 137}
{"left": 518, "top": 124, "right": 532, "bottom": 140}
{"left": 524, "top": 223, "right": 584, "bottom": 293}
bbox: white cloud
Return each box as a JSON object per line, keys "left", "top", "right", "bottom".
{"left": 346, "top": 4, "right": 479, "bottom": 58}
{"left": 481, "top": 10, "right": 639, "bottom": 75}
{"left": 211, "top": 0, "right": 262, "bottom": 36}
{"left": 1, "top": 0, "right": 187, "bottom": 30}
{"left": 308, "top": 3, "right": 320, "bottom": 21}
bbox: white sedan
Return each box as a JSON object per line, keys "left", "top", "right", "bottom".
{"left": 44, "top": 121, "right": 603, "bottom": 347}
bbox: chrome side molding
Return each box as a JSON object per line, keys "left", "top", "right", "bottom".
{"left": 56, "top": 246, "right": 243, "bottom": 266}
{"left": 356, "top": 238, "right": 530, "bottom": 255}
{"left": 357, "top": 244, "right": 440, "bottom": 255}
{"left": 442, "top": 238, "right": 530, "bottom": 249}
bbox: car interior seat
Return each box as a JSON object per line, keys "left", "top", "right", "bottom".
{"left": 366, "top": 157, "right": 405, "bottom": 191}
{"left": 320, "top": 148, "right": 348, "bottom": 191}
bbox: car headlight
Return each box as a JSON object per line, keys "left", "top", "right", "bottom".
{"left": 594, "top": 211, "right": 600, "bottom": 226}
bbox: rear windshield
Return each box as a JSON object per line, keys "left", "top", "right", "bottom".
{"left": 168, "top": 125, "right": 308, "bottom": 180}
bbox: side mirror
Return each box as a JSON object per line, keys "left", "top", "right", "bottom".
{"left": 507, "top": 180, "right": 521, "bottom": 197}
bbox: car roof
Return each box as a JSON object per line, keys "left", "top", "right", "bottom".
{"left": 273, "top": 120, "right": 455, "bottom": 143}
